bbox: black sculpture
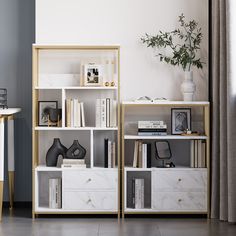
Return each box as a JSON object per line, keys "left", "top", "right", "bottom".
{"left": 66, "top": 140, "right": 86, "bottom": 159}
{"left": 46, "top": 138, "right": 67, "bottom": 166}
{"left": 0, "top": 88, "right": 7, "bottom": 109}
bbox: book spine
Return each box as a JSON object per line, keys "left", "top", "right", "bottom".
{"left": 147, "top": 143, "right": 151, "bottom": 168}
{"left": 63, "top": 159, "right": 85, "bottom": 164}
{"left": 49, "top": 178, "right": 61, "bottom": 209}
{"left": 70, "top": 99, "right": 74, "bottom": 127}
{"left": 112, "top": 142, "right": 116, "bottom": 168}
{"left": 132, "top": 178, "right": 135, "bottom": 208}
{"left": 135, "top": 179, "right": 142, "bottom": 209}
{"left": 106, "top": 98, "right": 110, "bottom": 127}
{"left": 66, "top": 99, "right": 71, "bottom": 127}
{"left": 190, "top": 140, "right": 195, "bottom": 168}
{"left": 77, "top": 101, "right": 81, "bottom": 127}
{"left": 96, "top": 99, "right": 101, "bottom": 127}
{"left": 108, "top": 140, "right": 112, "bottom": 168}
{"left": 138, "top": 128, "right": 167, "bottom": 132}
{"left": 194, "top": 140, "right": 198, "bottom": 168}
{"left": 198, "top": 140, "right": 202, "bottom": 168}
{"left": 73, "top": 98, "right": 78, "bottom": 127}
{"left": 80, "top": 102, "right": 85, "bottom": 127}
{"left": 111, "top": 100, "right": 117, "bottom": 127}
{"left": 138, "top": 141, "right": 142, "bottom": 168}
{"left": 141, "top": 179, "right": 144, "bottom": 209}
{"left": 104, "top": 138, "right": 108, "bottom": 168}
{"left": 138, "top": 132, "right": 167, "bottom": 136}
{"left": 61, "top": 164, "right": 86, "bottom": 168}
{"left": 101, "top": 99, "right": 106, "bottom": 127}
{"left": 138, "top": 121, "right": 165, "bottom": 127}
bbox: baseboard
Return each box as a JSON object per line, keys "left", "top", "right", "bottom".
{"left": 3, "top": 201, "right": 32, "bottom": 208}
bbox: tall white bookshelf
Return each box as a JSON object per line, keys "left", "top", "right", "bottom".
{"left": 121, "top": 101, "right": 210, "bottom": 217}
{"left": 32, "top": 45, "right": 120, "bottom": 217}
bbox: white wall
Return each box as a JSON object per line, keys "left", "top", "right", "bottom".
{"left": 36, "top": 0, "right": 208, "bottom": 101}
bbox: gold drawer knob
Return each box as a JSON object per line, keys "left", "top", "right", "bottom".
{"left": 178, "top": 178, "right": 182, "bottom": 182}
{"left": 178, "top": 199, "right": 182, "bottom": 202}
{"left": 87, "top": 178, "right": 92, "bottom": 182}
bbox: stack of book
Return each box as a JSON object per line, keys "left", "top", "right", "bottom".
{"left": 190, "top": 140, "right": 206, "bottom": 168}
{"left": 133, "top": 140, "right": 151, "bottom": 168}
{"left": 96, "top": 98, "right": 117, "bottom": 128}
{"left": 66, "top": 99, "right": 85, "bottom": 127}
{"left": 104, "top": 138, "right": 116, "bottom": 168}
{"left": 61, "top": 159, "right": 86, "bottom": 168}
{"left": 138, "top": 121, "right": 167, "bottom": 136}
{"left": 49, "top": 178, "right": 62, "bottom": 209}
{"left": 131, "top": 178, "right": 145, "bottom": 209}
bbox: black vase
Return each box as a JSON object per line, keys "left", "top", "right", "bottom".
{"left": 66, "top": 140, "right": 86, "bottom": 159}
{"left": 46, "top": 138, "right": 67, "bottom": 166}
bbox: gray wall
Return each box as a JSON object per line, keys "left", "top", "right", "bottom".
{"left": 0, "top": 0, "right": 35, "bottom": 201}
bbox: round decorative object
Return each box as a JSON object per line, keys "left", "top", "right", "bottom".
{"left": 181, "top": 71, "right": 196, "bottom": 101}
{"left": 66, "top": 140, "right": 86, "bottom": 159}
{"left": 46, "top": 138, "right": 67, "bottom": 166}
{"left": 110, "top": 81, "right": 115, "bottom": 87}
{"left": 105, "top": 82, "right": 109, "bottom": 87}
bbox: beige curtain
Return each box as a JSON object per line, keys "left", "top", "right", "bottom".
{"left": 211, "top": 0, "right": 236, "bottom": 223}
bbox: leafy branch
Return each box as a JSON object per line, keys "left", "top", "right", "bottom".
{"left": 141, "top": 14, "right": 204, "bottom": 71}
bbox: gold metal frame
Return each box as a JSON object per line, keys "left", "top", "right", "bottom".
{"left": 32, "top": 45, "right": 120, "bottom": 218}
{"left": 121, "top": 102, "right": 210, "bottom": 217}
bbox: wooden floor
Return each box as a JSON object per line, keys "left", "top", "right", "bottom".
{"left": 0, "top": 208, "right": 235, "bottom": 236}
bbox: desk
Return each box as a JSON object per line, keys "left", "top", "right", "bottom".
{"left": 0, "top": 108, "right": 21, "bottom": 221}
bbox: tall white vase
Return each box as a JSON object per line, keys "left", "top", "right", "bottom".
{"left": 181, "top": 71, "right": 196, "bottom": 101}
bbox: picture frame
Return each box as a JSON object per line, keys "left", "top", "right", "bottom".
{"left": 38, "top": 101, "right": 58, "bottom": 126}
{"left": 171, "top": 108, "right": 191, "bottom": 134}
{"left": 83, "top": 63, "right": 103, "bottom": 86}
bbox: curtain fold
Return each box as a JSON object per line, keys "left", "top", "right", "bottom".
{"left": 211, "top": 0, "right": 236, "bottom": 223}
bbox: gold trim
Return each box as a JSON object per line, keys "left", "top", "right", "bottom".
{"left": 8, "top": 171, "right": 14, "bottom": 209}
{"left": 0, "top": 181, "right": 3, "bottom": 221}
{"left": 0, "top": 117, "right": 4, "bottom": 123}
{"left": 7, "top": 115, "right": 14, "bottom": 121}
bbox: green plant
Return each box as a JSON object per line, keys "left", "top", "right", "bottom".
{"left": 141, "top": 14, "right": 203, "bottom": 71}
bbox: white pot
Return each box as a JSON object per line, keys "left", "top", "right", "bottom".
{"left": 181, "top": 71, "right": 196, "bottom": 101}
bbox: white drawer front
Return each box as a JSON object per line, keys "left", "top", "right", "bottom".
{"left": 63, "top": 191, "right": 117, "bottom": 211}
{"left": 152, "top": 192, "right": 207, "bottom": 211}
{"left": 63, "top": 170, "right": 117, "bottom": 190}
{"left": 153, "top": 169, "right": 207, "bottom": 192}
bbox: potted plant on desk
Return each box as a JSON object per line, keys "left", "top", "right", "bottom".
{"left": 141, "top": 14, "right": 204, "bottom": 101}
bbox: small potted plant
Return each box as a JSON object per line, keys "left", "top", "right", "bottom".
{"left": 141, "top": 14, "right": 204, "bottom": 101}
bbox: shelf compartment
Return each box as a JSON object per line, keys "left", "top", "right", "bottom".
{"left": 35, "top": 127, "right": 118, "bottom": 131}
{"left": 35, "top": 86, "right": 118, "bottom": 90}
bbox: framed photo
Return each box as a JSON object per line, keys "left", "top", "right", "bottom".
{"left": 38, "top": 101, "right": 58, "bottom": 126}
{"left": 83, "top": 64, "right": 103, "bottom": 86}
{"left": 171, "top": 108, "right": 191, "bottom": 134}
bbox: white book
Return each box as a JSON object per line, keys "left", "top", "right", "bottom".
{"left": 106, "top": 98, "right": 110, "bottom": 127}
{"left": 73, "top": 98, "right": 78, "bottom": 127}
{"left": 138, "top": 121, "right": 164, "bottom": 127}
{"left": 142, "top": 144, "right": 147, "bottom": 168}
{"left": 112, "top": 142, "right": 116, "bottom": 168}
{"left": 61, "top": 164, "right": 86, "bottom": 168}
{"left": 141, "top": 179, "right": 145, "bottom": 208}
{"left": 63, "top": 159, "right": 85, "bottom": 164}
{"left": 96, "top": 99, "right": 101, "bottom": 127}
{"left": 110, "top": 100, "right": 117, "bottom": 127}
{"left": 135, "top": 179, "right": 144, "bottom": 209}
{"left": 77, "top": 101, "right": 81, "bottom": 127}
{"left": 108, "top": 140, "right": 112, "bottom": 168}
{"left": 101, "top": 98, "right": 106, "bottom": 127}
{"left": 70, "top": 99, "right": 74, "bottom": 127}
{"left": 190, "top": 140, "right": 195, "bottom": 168}
{"left": 80, "top": 102, "right": 85, "bottom": 127}
{"left": 194, "top": 140, "right": 198, "bottom": 168}
{"left": 49, "top": 178, "right": 61, "bottom": 209}
{"left": 202, "top": 141, "right": 206, "bottom": 168}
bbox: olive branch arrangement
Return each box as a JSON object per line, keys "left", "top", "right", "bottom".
{"left": 141, "top": 14, "right": 204, "bottom": 71}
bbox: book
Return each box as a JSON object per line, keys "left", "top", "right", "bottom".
{"left": 112, "top": 142, "right": 116, "bottom": 168}
{"left": 104, "top": 138, "right": 108, "bottom": 168}
{"left": 108, "top": 140, "right": 112, "bottom": 168}
{"left": 197, "top": 140, "right": 202, "bottom": 168}
{"left": 190, "top": 140, "right": 195, "bottom": 168}
{"left": 110, "top": 100, "right": 117, "bottom": 127}
{"left": 49, "top": 178, "right": 62, "bottom": 209}
{"left": 138, "top": 132, "right": 167, "bottom": 136}
{"left": 101, "top": 99, "right": 106, "bottom": 127}
{"left": 106, "top": 98, "right": 110, "bottom": 127}
{"left": 133, "top": 141, "right": 139, "bottom": 167}
{"left": 131, "top": 178, "right": 135, "bottom": 208}
{"left": 138, "top": 128, "right": 167, "bottom": 132}
{"left": 70, "top": 99, "right": 74, "bottom": 127}
{"left": 96, "top": 99, "right": 101, "bottom": 127}
{"left": 80, "top": 102, "right": 85, "bottom": 127}
{"left": 63, "top": 159, "right": 85, "bottom": 164}
{"left": 138, "top": 141, "right": 142, "bottom": 168}
{"left": 66, "top": 99, "right": 71, "bottom": 127}
{"left": 146, "top": 143, "right": 152, "bottom": 168}
{"left": 194, "top": 140, "right": 198, "bottom": 168}
{"left": 202, "top": 140, "right": 206, "bottom": 167}
{"left": 138, "top": 121, "right": 165, "bottom": 127}
{"left": 135, "top": 178, "right": 144, "bottom": 209}
{"left": 73, "top": 98, "right": 78, "bottom": 127}
{"left": 61, "top": 164, "right": 86, "bottom": 168}
{"left": 142, "top": 143, "right": 147, "bottom": 168}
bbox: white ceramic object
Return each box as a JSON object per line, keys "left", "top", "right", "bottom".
{"left": 181, "top": 71, "right": 196, "bottom": 101}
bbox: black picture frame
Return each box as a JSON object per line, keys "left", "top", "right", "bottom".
{"left": 38, "top": 101, "right": 58, "bottom": 126}
{"left": 171, "top": 108, "right": 191, "bottom": 134}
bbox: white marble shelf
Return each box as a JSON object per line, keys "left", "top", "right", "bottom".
{"left": 35, "top": 86, "right": 118, "bottom": 90}
{"left": 35, "top": 126, "right": 118, "bottom": 131}
{"left": 122, "top": 101, "right": 210, "bottom": 106}
{"left": 124, "top": 135, "right": 208, "bottom": 140}
{"left": 124, "top": 167, "right": 207, "bottom": 171}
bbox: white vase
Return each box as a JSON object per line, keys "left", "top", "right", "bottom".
{"left": 181, "top": 71, "right": 196, "bottom": 101}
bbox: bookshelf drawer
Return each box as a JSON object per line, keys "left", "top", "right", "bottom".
{"left": 63, "top": 170, "right": 118, "bottom": 190}
{"left": 63, "top": 191, "right": 117, "bottom": 210}
{"left": 152, "top": 169, "right": 207, "bottom": 192}
{"left": 152, "top": 191, "right": 207, "bottom": 211}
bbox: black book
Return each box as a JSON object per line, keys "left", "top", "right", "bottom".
{"left": 147, "top": 143, "right": 152, "bottom": 168}
{"left": 131, "top": 178, "right": 135, "bottom": 208}
{"left": 104, "top": 138, "right": 108, "bottom": 168}
{"left": 138, "top": 128, "right": 167, "bottom": 132}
